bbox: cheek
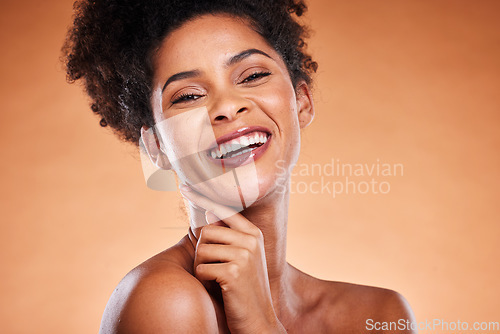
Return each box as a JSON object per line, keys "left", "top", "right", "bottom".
{"left": 255, "top": 83, "right": 299, "bottom": 128}
{"left": 154, "top": 107, "right": 216, "bottom": 180}
{"left": 258, "top": 85, "right": 302, "bottom": 172}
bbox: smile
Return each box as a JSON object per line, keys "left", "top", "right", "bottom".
{"left": 210, "top": 131, "right": 269, "bottom": 159}
{"left": 206, "top": 126, "right": 272, "bottom": 168}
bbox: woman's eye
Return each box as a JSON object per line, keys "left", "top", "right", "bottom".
{"left": 240, "top": 71, "right": 271, "bottom": 84}
{"left": 171, "top": 93, "right": 203, "bottom": 105}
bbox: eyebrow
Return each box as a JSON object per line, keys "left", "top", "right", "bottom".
{"left": 161, "top": 48, "right": 272, "bottom": 92}
{"left": 162, "top": 70, "right": 201, "bottom": 92}
{"left": 226, "top": 48, "right": 272, "bottom": 67}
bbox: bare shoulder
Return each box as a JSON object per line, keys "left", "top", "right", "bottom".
{"left": 320, "top": 280, "right": 417, "bottom": 333}
{"left": 99, "top": 236, "right": 219, "bottom": 334}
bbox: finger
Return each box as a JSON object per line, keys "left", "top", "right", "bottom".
{"left": 195, "top": 262, "right": 241, "bottom": 284}
{"left": 205, "top": 211, "right": 228, "bottom": 226}
{"left": 195, "top": 244, "right": 244, "bottom": 264}
{"left": 198, "top": 224, "right": 248, "bottom": 245}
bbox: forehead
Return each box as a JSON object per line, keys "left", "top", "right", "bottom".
{"left": 152, "top": 14, "right": 277, "bottom": 74}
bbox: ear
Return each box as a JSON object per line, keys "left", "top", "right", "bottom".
{"left": 140, "top": 125, "right": 171, "bottom": 170}
{"left": 295, "top": 81, "right": 315, "bottom": 129}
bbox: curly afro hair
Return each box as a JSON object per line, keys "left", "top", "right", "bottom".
{"left": 62, "top": 0, "right": 318, "bottom": 146}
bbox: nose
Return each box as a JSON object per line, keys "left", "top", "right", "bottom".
{"left": 209, "top": 89, "right": 250, "bottom": 123}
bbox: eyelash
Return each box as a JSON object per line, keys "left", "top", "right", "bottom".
{"left": 171, "top": 93, "right": 202, "bottom": 104}
{"left": 170, "top": 71, "right": 272, "bottom": 105}
{"left": 240, "top": 71, "right": 271, "bottom": 83}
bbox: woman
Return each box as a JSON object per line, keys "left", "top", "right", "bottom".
{"left": 63, "top": 0, "right": 416, "bottom": 332}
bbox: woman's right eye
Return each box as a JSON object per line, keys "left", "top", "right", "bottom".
{"left": 171, "top": 93, "right": 203, "bottom": 105}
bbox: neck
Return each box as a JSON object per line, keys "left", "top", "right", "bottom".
{"left": 245, "top": 188, "right": 289, "bottom": 290}
{"left": 187, "top": 182, "right": 297, "bottom": 319}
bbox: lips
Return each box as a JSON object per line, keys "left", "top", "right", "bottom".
{"left": 207, "top": 126, "right": 271, "bottom": 168}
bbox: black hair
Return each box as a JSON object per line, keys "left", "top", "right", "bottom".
{"left": 62, "top": 0, "right": 318, "bottom": 145}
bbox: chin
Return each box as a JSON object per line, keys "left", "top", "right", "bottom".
{"left": 189, "top": 161, "right": 261, "bottom": 210}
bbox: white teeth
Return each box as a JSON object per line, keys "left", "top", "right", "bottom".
{"left": 241, "top": 136, "right": 250, "bottom": 146}
{"left": 232, "top": 147, "right": 252, "bottom": 157}
{"left": 210, "top": 131, "right": 269, "bottom": 159}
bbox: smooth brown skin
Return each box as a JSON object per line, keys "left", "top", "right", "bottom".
{"left": 99, "top": 15, "right": 416, "bottom": 333}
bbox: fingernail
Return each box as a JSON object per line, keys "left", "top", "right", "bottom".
{"left": 179, "top": 184, "right": 191, "bottom": 192}
{"left": 205, "top": 211, "right": 219, "bottom": 225}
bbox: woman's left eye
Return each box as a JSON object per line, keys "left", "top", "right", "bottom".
{"left": 240, "top": 71, "right": 271, "bottom": 84}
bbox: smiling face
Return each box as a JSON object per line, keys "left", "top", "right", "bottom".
{"left": 148, "top": 14, "right": 314, "bottom": 208}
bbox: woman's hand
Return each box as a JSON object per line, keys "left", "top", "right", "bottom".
{"left": 180, "top": 185, "right": 286, "bottom": 334}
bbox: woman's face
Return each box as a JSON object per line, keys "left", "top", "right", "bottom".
{"left": 149, "top": 14, "right": 313, "bottom": 209}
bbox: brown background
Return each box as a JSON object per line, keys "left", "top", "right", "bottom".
{"left": 1, "top": 0, "right": 499, "bottom": 332}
